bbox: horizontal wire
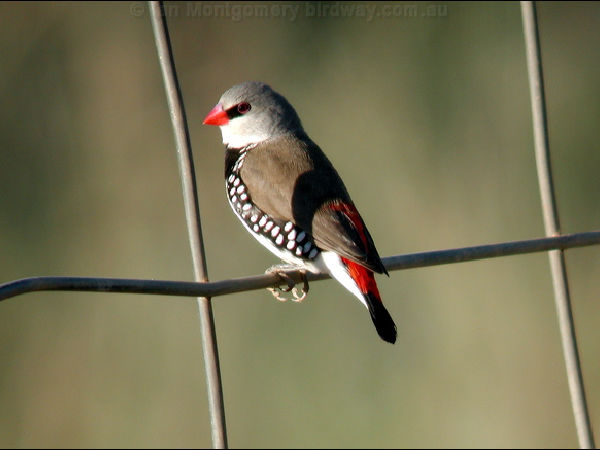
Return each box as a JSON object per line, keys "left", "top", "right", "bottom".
{"left": 1, "top": 230, "right": 599, "bottom": 302}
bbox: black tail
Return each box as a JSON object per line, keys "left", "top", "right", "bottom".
{"left": 365, "top": 293, "right": 397, "bottom": 344}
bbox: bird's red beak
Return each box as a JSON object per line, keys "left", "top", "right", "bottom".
{"left": 203, "top": 103, "right": 229, "bottom": 126}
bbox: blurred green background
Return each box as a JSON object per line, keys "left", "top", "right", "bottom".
{"left": 0, "top": 1, "right": 599, "bottom": 447}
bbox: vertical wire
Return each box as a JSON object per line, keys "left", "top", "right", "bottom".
{"left": 149, "top": 2, "right": 228, "bottom": 447}
{"left": 520, "top": 2, "right": 595, "bottom": 447}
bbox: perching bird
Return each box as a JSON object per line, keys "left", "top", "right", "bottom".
{"left": 203, "top": 82, "right": 396, "bottom": 343}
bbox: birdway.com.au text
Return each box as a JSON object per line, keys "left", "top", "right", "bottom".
{"left": 131, "top": 2, "right": 449, "bottom": 22}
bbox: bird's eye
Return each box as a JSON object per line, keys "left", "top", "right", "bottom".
{"left": 237, "top": 102, "right": 251, "bottom": 114}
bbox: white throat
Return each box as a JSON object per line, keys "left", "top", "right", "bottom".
{"left": 220, "top": 124, "right": 269, "bottom": 149}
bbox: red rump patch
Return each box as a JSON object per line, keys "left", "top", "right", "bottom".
{"left": 341, "top": 257, "right": 382, "bottom": 301}
{"left": 330, "top": 202, "right": 382, "bottom": 301}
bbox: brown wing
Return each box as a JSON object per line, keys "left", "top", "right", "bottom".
{"left": 239, "top": 132, "right": 387, "bottom": 274}
{"left": 310, "top": 201, "right": 387, "bottom": 274}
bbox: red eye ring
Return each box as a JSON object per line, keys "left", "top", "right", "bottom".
{"left": 237, "top": 102, "right": 251, "bottom": 114}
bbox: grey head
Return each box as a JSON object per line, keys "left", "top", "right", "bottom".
{"left": 203, "top": 81, "right": 304, "bottom": 149}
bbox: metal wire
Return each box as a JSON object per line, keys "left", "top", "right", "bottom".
{"left": 149, "top": 2, "right": 227, "bottom": 448}
{"left": 1, "top": 231, "right": 599, "bottom": 302}
{"left": 521, "top": 2, "right": 595, "bottom": 448}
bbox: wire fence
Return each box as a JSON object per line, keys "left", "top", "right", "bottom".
{"left": 0, "top": 1, "right": 596, "bottom": 448}
{"left": 521, "top": 2, "right": 594, "bottom": 447}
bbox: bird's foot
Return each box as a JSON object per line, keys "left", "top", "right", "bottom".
{"left": 265, "top": 264, "right": 309, "bottom": 303}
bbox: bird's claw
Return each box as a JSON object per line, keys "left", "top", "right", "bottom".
{"left": 265, "top": 265, "right": 309, "bottom": 303}
{"left": 291, "top": 279, "right": 309, "bottom": 302}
